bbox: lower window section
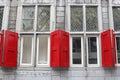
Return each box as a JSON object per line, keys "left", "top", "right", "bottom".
{"left": 87, "top": 36, "right": 99, "bottom": 66}
{"left": 37, "top": 35, "right": 49, "bottom": 66}
{"left": 20, "top": 35, "right": 33, "bottom": 66}
{"left": 116, "top": 37, "right": 120, "bottom": 64}
{"left": 71, "top": 36, "right": 83, "bottom": 67}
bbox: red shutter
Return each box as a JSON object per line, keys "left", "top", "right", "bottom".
{"left": 60, "top": 31, "right": 69, "bottom": 68}
{"left": 0, "top": 34, "right": 2, "bottom": 66}
{"left": 3, "top": 30, "right": 18, "bottom": 68}
{"left": 50, "top": 30, "right": 69, "bottom": 68}
{"left": 101, "top": 29, "right": 116, "bottom": 67}
{"left": 50, "top": 31, "right": 60, "bottom": 67}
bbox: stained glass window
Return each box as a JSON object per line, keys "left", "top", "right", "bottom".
{"left": 71, "top": 6, "right": 83, "bottom": 31}
{"left": 37, "top": 6, "right": 50, "bottom": 32}
{"left": 86, "top": 7, "right": 98, "bottom": 31}
{"left": 113, "top": 7, "right": 120, "bottom": 31}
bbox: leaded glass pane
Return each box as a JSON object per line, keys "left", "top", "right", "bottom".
{"left": 116, "top": 37, "right": 120, "bottom": 63}
{"left": 113, "top": 7, "right": 120, "bottom": 31}
{"left": 86, "top": 7, "right": 98, "bottom": 31}
{"left": 37, "top": 6, "right": 50, "bottom": 32}
{"left": 22, "top": 20, "right": 34, "bottom": 31}
{"left": 22, "top": 6, "right": 35, "bottom": 32}
{"left": 72, "top": 37, "right": 82, "bottom": 64}
{"left": 71, "top": 6, "right": 83, "bottom": 31}
{"left": 22, "top": 6, "right": 35, "bottom": 19}
{"left": 22, "top": 36, "right": 33, "bottom": 64}
{"left": 88, "top": 37, "right": 97, "bottom": 64}
{"left": 37, "top": 36, "right": 48, "bottom": 64}
{"left": 0, "top": 7, "right": 3, "bottom": 30}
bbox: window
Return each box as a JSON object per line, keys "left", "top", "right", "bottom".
{"left": 18, "top": 0, "right": 55, "bottom": 67}
{"left": 109, "top": 0, "right": 120, "bottom": 66}
{"left": 116, "top": 36, "right": 120, "bottom": 64}
{"left": 0, "top": 7, "right": 4, "bottom": 30}
{"left": 67, "top": 0, "right": 101, "bottom": 67}
{"left": 70, "top": 36, "right": 83, "bottom": 67}
{"left": 87, "top": 36, "right": 99, "bottom": 67}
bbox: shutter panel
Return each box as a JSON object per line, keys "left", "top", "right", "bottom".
{"left": 50, "top": 30, "right": 69, "bottom": 68}
{"left": 60, "top": 31, "right": 69, "bottom": 68}
{"left": 3, "top": 30, "right": 18, "bottom": 68}
{"left": 101, "top": 30, "right": 116, "bottom": 67}
{"left": 50, "top": 31, "right": 60, "bottom": 67}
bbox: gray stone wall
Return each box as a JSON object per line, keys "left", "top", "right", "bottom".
{"left": 4, "top": 0, "right": 120, "bottom": 80}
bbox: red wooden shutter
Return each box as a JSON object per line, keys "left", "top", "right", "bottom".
{"left": 0, "top": 34, "right": 2, "bottom": 66}
{"left": 101, "top": 29, "right": 116, "bottom": 67}
{"left": 60, "top": 31, "right": 69, "bottom": 68}
{"left": 50, "top": 30, "right": 69, "bottom": 68}
{"left": 50, "top": 31, "right": 60, "bottom": 67}
{"left": 3, "top": 30, "right": 18, "bottom": 68}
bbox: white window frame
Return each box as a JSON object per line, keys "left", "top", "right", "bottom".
{"left": 20, "top": 35, "right": 34, "bottom": 67}
{"left": 17, "top": 1, "right": 55, "bottom": 67}
{"left": 70, "top": 35, "right": 84, "bottom": 67}
{"left": 66, "top": 0, "right": 102, "bottom": 33}
{"left": 66, "top": 0, "right": 102, "bottom": 67}
{"left": 86, "top": 35, "right": 100, "bottom": 67}
{"left": 36, "top": 35, "right": 50, "bottom": 67}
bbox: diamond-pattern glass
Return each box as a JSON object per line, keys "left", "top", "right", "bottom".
{"left": 37, "top": 6, "right": 50, "bottom": 32}
{"left": 86, "top": 7, "right": 98, "bottom": 31}
{"left": 71, "top": 6, "right": 83, "bottom": 31}
{"left": 0, "top": 7, "right": 3, "bottom": 30}
{"left": 113, "top": 7, "right": 120, "bottom": 31}
{"left": 22, "top": 6, "right": 35, "bottom": 32}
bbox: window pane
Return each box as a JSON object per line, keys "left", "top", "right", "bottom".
{"left": 37, "top": 6, "right": 50, "bottom": 32}
{"left": 116, "top": 37, "right": 120, "bottom": 63}
{"left": 22, "top": 6, "right": 35, "bottom": 19}
{"left": 22, "top": 6, "right": 35, "bottom": 32}
{"left": 86, "top": 7, "right": 98, "bottom": 31}
{"left": 0, "top": 7, "right": 3, "bottom": 30}
{"left": 113, "top": 7, "right": 120, "bottom": 31}
{"left": 88, "top": 37, "right": 97, "bottom": 64}
{"left": 22, "top": 36, "right": 33, "bottom": 64}
{"left": 22, "top": 19, "right": 34, "bottom": 31}
{"left": 72, "top": 37, "right": 81, "bottom": 64}
{"left": 37, "top": 36, "right": 48, "bottom": 64}
{"left": 71, "top": 6, "right": 83, "bottom": 31}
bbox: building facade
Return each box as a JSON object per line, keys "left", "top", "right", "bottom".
{"left": 0, "top": 0, "right": 120, "bottom": 80}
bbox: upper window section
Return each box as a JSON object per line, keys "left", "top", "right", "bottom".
{"left": 113, "top": 7, "right": 120, "bottom": 31}
{"left": 112, "top": 0, "right": 120, "bottom": 4}
{"left": 70, "top": 6, "right": 98, "bottom": 32}
{"left": 22, "top": 6, "right": 35, "bottom": 32}
{"left": 69, "top": 0, "right": 98, "bottom": 4}
{"left": 86, "top": 6, "right": 98, "bottom": 31}
{"left": 0, "top": 7, "right": 4, "bottom": 30}
{"left": 37, "top": 6, "right": 50, "bottom": 32}
{"left": 21, "top": 6, "right": 50, "bottom": 32}
{"left": 71, "top": 6, "right": 83, "bottom": 31}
